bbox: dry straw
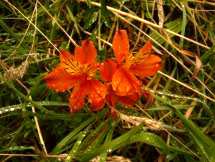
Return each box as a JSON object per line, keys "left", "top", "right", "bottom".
{"left": 90, "top": 155, "right": 131, "bottom": 162}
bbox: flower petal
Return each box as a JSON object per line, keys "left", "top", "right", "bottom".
{"left": 44, "top": 65, "right": 78, "bottom": 92}
{"left": 88, "top": 80, "right": 107, "bottom": 111}
{"left": 139, "top": 41, "right": 152, "bottom": 55}
{"left": 69, "top": 82, "right": 88, "bottom": 112}
{"left": 100, "top": 59, "right": 117, "bottom": 81}
{"left": 134, "top": 41, "right": 153, "bottom": 61}
{"left": 75, "top": 40, "right": 97, "bottom": 64}
{"left": 112, "top": 30, "right": 129, "bottom": 63}
{"left": 112, "top": 67, "right": 141, "bottom": 96}
{"left": 60, "top": 50, "right": 74, "bottom": 63}
{"left": 60, "top": 50, "right": 82, "bottom": 76}
{"left": 130, "top": 55, "right": 161, "bottom": 78}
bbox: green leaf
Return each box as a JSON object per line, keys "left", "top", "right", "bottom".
{"left": 201, "top": 45, "right": 215, "bottom": 66}
{"left": 100, "top": 0, "right": 111, "bottom": 28}
{"left": 150, "top": 19, "right": 183, "bottom": 44}
{"left": 129, "top": 132, "right": 168, "bottom": 151}
{"left": 84, "top": 8, "right": 98, "bottom": 29}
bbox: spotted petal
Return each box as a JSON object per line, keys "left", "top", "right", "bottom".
{"left": 59, "top": 50, "right": 83, "bottom": 76}
{"left": 60, "top": 50, "right": 74, "bottom": 63}
{"left": 88, "top": 80, "right": 107, "bottom": 111}
{"left": 130, "top": 55, "right": 161, "bottom": 78}
{"left": 112, "top": 30, "right": 129, "bottom": 64}
{"left": 112, "top": 67, "right": 141, "bottom": 96}
{"left": 69, "top": 82, "right": 88, "bottom": 112}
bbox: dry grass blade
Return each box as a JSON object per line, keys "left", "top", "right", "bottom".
{"left": 3, "top": 60, "right": 29, "bottom": 81}
{"left": 148, "top": 89, "right": 201, "bottom": 102}
{"left": 3, "top": 0, "right": 60, "bottom": 53}
{"left": 185, "top": 100, "right": 197, "bottom": 119}
{"left": 29, "top": 96, "right": 48, "bottom": 156}
{"left": 90, "top": 156, "right": 131, "bottom": 162}
{"left": 174, "top": 48, "right": 202, "bottom": 79}
{"left": 84, "top": 0, "right": 210, "bottom": 49}
{"left": 119, "top": 112, "right": 164, "bottom": 131}
{"left": 0, "top": 153, "right": 67, "bottom": 159}
{"left": 158, "top": 71, "right": 215, "bottom": 102}
{"left": 156, "top": 0, "right": 164, "bottom": 27}
{"left": 37, "top": 0, "right": 78, "bottom": 47}
{"left": 80, "top": 29, "right": 112, "bottom": 47}
{"left": 192, "top": 55, "right": 202, "bottom": 79}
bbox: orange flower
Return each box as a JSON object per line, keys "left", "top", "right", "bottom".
{"left": 44, "top": 40, "right": 107, "bottom": 112}
{"left": 111, "top": 29, "right": 161, "bottom": 96}
{"left": 100, "top": 29, "right": 161, "bottom": 110}
{"left": 100, "top": 59, "right": 140, "bottom": 111}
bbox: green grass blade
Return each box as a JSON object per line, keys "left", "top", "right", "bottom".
{"left": 65, "top": 131, "right": 87, "bottom": 162}
{"left": 52, "top": 116, "right": 95, "bottom": 154}
{"left": 0, "top": 146, "right": 34, "bottom": 152}
{"left": 79, "top": 124, "right": 187, "bottom": 161}
{"left": 99, "top": 120, "right": 115, "bottom": 162}
{"left": 174, "top": 108, "right": 215, "bottom": 162}
{"left": 179, "top": 3, "right": 187, "bottom": 47}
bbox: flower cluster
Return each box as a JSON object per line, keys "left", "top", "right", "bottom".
{"left": 44, "top": 29, "right": 161, "bottom": 113}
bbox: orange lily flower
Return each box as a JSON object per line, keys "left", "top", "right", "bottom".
{"left": 100, "top": 59, "right": 140, "bottom": 109}
{"left": 100, "top": 29, "right": 161, "bottom": 109}
{"left": 44, "top": 40, "right": 107, "bottom": 112}
{"left": 111, "top": 29, "right": 161, "bottom": 96}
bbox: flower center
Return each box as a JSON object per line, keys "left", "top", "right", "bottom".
{"left": 63, "top": 60, "right": 96, "bottom": 79}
